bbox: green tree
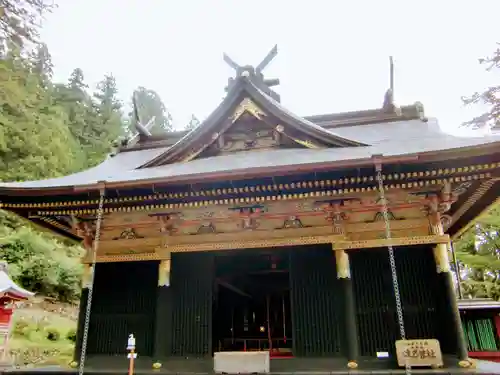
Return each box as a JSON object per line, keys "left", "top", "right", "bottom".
{"left": 0, "top": 0, "right": 55, "bottom": 47}
{"left": 455, "top": 206, "right": 500, "bottom": 299}
{"left": 31, "top": 42, "right": 53, "bottom": 87}
{"left": 0, "top": 42, "right": 127, "bottom": 303}
{"left": 90, "top": 74, "right": 124, "bottom": 164}
{"left": 52, "top": 69, "right": 121, "bottom": 168}
{"left": 0, "top": 44, "right": 85, "bottom": 302}
{"left": 462, "top": 44, "right": 500, "bottom": 130}
{"left": 185, "top": 114, "right": 201, "bottom": 131}
{"left": 0, "top": 48, "right": 81, "bottom": 181}
{"left": 131, "top": 86, "right": 173, "bottom": 134}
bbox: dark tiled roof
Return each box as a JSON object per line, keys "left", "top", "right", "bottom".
{"left": 139, "top": 76, "right": 365, "bottom": 167}
{"left": 1, "top": 118, "right": 499, "bottom": 190}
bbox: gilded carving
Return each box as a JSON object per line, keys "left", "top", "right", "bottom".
{"left": 452, "top": 182, "right": 473, "bottom": 196}
{"left": 316, "top": 200, "right": 348, "bottom": 234}
{"left": 440, "top": 214, "right": 452, "bottom": 231}
{"left": 149, "top": 212, "right": 181, "bottom": 235}
{"left": 73, "top": 219, "right": 95, "bottom": 249}
{"left": 281, "top": 215, "right": 304, "bottom": 229}
{"left": 371, "top": 210, "right": 398, "bottom": 222}
{"left": 112, "top": 228, "right": 144, "bottom": 240}
{"left": 371, "top": 196, "right": 401, "bottom": 222}
{"left": 217, "top": 128, "right": 279, "bottom": 153}
{"left": 230, "top": 205, "right": 265, "bottom": 230}
{"left": 230, "top": 98, "right": 265, "bottom": 123}
{"left": 197, "top": 222, "right": 216, "bottom": 234}
{"left": 291, "top": 138, "right": 319, "bottom": 149}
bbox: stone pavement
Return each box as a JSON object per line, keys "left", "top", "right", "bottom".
{"left": 477, "top": 360, "right": 500, "bottom": 373}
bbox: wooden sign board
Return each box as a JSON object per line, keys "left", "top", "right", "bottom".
{"left": 395, "top": 339, "right": 443, "bottom": 368}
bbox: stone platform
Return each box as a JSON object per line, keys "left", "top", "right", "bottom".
{"left": 0, "top": 357, "right": 498, "bottom": 375}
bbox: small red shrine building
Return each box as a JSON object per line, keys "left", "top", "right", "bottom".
{"left": 0, "top": 262, "right": 34, "bottom": 359}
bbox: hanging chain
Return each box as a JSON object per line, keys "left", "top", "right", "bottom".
{"left": 375, "top": 165, "right": 411, "bottom": 374}
{"left": 78, "top": 188, "right": 105, "bottom": 375}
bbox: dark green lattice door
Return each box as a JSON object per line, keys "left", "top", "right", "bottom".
{"left": 289, "top": 245, "right": 342, "bottom": 356}
{"left": 170, "top": 252, "right": 214, "bottom": 356}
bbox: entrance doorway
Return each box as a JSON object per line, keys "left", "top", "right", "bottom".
{"left": 212, "top": 248, "right": 292, "bottom": 357}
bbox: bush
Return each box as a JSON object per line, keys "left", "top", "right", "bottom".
{"left": 12, "top": 320, "right": 32, "bottom": 337}
{"left": 66, "top": 328, "right": 77, "bottom": 342}
{"left": 45, "top": 327, "right": 61, "bottom": 341}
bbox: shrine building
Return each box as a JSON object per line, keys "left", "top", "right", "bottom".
{"left": 1, "top": 47, "right": 500, "bottom": 373}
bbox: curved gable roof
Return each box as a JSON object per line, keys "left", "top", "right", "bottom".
{"left": 139, "top": 76, "right": 367, "bottom": 168}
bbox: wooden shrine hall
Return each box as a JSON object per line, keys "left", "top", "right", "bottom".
{"left": 1, "top": 46, "right": 500, "bottom": 374}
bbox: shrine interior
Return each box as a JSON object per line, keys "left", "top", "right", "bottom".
{"left": 212, "top": 248, "right": 293, "bottom": 356}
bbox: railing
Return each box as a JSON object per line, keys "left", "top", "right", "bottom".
{"left": 218, "top": 338, "right": 293, "bottom": 356}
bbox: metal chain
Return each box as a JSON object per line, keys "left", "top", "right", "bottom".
{"left": 375, "top": 165, "right": 411, "bottom": 374}
{"left": 78, "top": 189, "right": 105, "bottom": 375}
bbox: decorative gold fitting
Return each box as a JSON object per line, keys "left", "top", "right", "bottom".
{"left": 152, "top": 362, "right": 162, "bottom": 370}
{"left": 347, "top": 361, "right": 358, "bottom": 369}
{"left": 458, "top": 359, "right": 472, "bottom": 368}
{"left": 69, "top": 361, "right": 78, "bottom": 368}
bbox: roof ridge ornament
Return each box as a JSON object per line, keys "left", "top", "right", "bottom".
{"left": 223, "top": 45, "right": 281, "bottom": 102}
{"left": 130, "top": 91, "right": 156, "bottom": 142}
{"left": 382, "top": 56, "right": 401, "bottom": 116}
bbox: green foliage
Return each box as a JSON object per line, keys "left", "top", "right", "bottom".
{"left": 454, "top": 205, "right": 500, "bottom": 299}
{"left": 45, "top": 327, "right": 61, "bottom": 341}
{"left": 130, "top": 86, "right": 173, "bottom": 134}
{"left": 462, "top": 43, "right": 500, "bottom": 129}
{"left": 0, "top": 33, "right": 127, "bottom": 303}
{"left": 185, "top": 114, "right": 201, "bottom": 131}
{"left": 66, "top": 328, "right": 77, "bottom": 343}
{"left": 1, "top": 226, "right": 84, "bottom": 302}
{"left": 13, "top": 320, "right": 33, "bottom": 337}
{"left": 0, "top": 0, "right": 55, "bottom": 47}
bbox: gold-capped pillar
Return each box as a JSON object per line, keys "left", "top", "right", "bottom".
{"left": 334, "top": 247, "right": 359, "bottom": 369}
{"left": 154, "top": 252, "right": 172, "bottom": 363}
{"left": 428, "top": 193, "right": 470, "bottom": 366}
{"left": 158, "top": 254, "right": 171, "bottom": 287}
{"left": 82, "top": 264, "right": 94, "bottom": 289}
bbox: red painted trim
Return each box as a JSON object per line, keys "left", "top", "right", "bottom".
{"left": 494, "top": 316, "right": 500, "bottom": 339}
{"left": 469, "top": 351, "right": 500, "bottom": 362}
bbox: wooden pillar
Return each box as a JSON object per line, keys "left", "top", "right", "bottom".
{"left": 153, "top": 256, "right": 172, "bottom": 366}
{"left": 434, "top": 242, "right": 470, "bottom": 366}
{"left": 334, "top": 248, "right": 359, "bottom": 369}
{"left": 428, "top": 193, "right": 471, "bottom": 367}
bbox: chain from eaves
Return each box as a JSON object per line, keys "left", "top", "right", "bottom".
{"left": 78, "top": 189, "right": 105, "bottom": 375}
{"left": 375, "top": 166, "right": 411, "bottom": 374}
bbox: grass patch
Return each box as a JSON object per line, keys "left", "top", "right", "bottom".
{"left": 6, "top": 303, "right": 77, "bottom": 367}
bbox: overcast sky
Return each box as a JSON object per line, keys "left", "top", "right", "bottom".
{"left": 41, "top": 0, "right": 499, "bottom": 134}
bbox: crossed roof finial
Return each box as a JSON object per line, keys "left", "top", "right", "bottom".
{"left": 223, "top": 45, "right": 280, "bottom": 101}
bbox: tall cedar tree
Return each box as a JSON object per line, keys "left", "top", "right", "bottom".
{"left": 455, "top": 43, "right": 500, "bottom": 299}
{"left": 0, "top": 0, "right": 55, "bottom": 48}
{"left": 0, "top": 45, "right": 125, "bottom": 301}
{"left": 130, "top": 86, "right": 173, "bottom": 135}
{"left": 462, "top": 44, "right": 500, "bottom": 130}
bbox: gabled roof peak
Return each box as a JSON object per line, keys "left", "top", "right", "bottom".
{"left": 224, "top": 45, "right": 281, "bottom": 102}
{"left": 138, "top": 76, "right": 366, "bottom": 168}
